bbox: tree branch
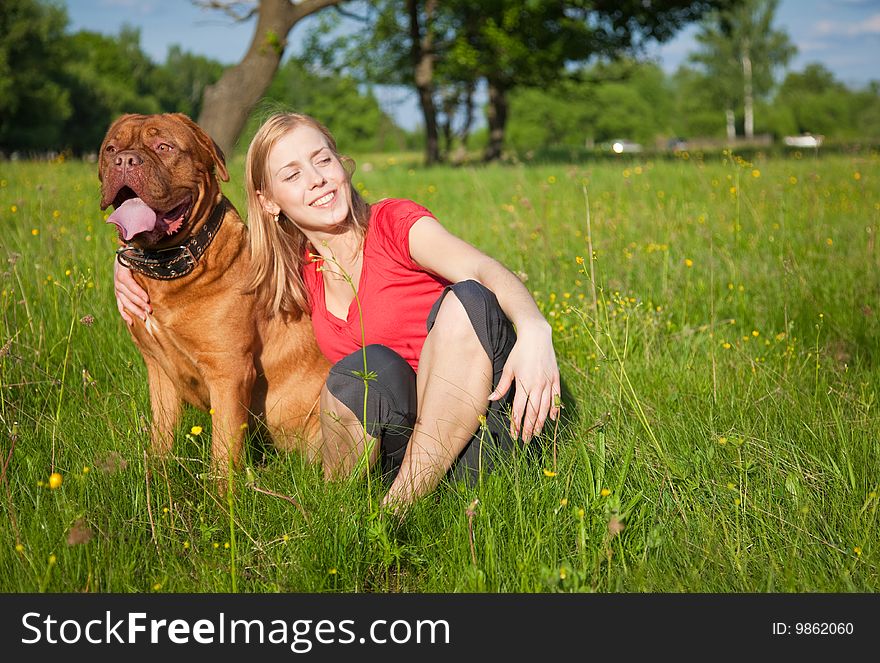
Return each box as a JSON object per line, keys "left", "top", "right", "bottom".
{"left": 332, "top": 4, "right": 369, "bottom": 22}
{"left": 289, "top": 0, "right": 350, "bottom": 23}
{"left": 192, "top": 0, "right": 258, "bottom": 22}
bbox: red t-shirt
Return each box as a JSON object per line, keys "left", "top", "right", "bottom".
{"left": 303, "top": 198, "right": 449, "bottom": 372}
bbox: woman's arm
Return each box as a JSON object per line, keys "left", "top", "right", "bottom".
{"left": 408, "top": 216, "right": 560, "bottom": 442}
{"left": 114, "top": 261, "right": 151, "bottom": 324}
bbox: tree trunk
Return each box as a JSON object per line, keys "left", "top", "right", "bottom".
{"left": 407, "top": 0, "right": 440, "bottom": 165}
{"left": 742, "top": 47, "right": 754, "bottom": 139}
{"left": 725, "top": 108, "right": 736, "bottom": 142}
{"left": 484, "top": 80, "right": 508, "bottom": 162}
{"left": 457, "top": 80, "right": 476, "bottom": 148}
{"left": 439, "top": 88, "right": 456, "bottom": 158}
{"left": 198, "top": 0, "right": 343, "bottom": 155}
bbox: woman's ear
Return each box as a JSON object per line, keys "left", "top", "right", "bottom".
{"left": 257, "top": 191, "right": 280, "bottom": 216}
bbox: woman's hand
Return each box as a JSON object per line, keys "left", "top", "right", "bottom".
{"left": 489, "top": 320, "right": 560, "bottom": 442}
{"left": 114, "top": 260, "right": 151, "bottom": 325}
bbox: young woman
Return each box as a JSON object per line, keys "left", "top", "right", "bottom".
{"left": 114, "top": 112, "right": 560, "bottom": 510}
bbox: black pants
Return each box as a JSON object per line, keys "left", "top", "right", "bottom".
{"left": 325, "top": 280, "right": 517, "bottom": 483}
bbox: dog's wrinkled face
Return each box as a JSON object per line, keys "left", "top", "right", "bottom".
{"left": 98, "top": 113, "right": 228, "bottom": 247}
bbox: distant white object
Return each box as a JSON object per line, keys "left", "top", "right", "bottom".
{"left": 784, "top": 134, "right": 824, "bottom": 148}
{"left": 610, "top": 139, "right": 643, "bottom": 154}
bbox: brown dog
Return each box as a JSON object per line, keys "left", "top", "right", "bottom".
{"left": 98, "top": 113, "right": 330, "bottom": 485}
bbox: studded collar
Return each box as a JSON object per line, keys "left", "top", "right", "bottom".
{"left": 115, "top": 196, "right": 228, "bottom": 281}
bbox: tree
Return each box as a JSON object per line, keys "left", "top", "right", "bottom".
{"left": 302, "top": 0, "right": 449, "bottom": 164}
{"left": 690, "top": 0, "right": 795, "bottom": 139}
{"left": 195, "top": 0, "right": 348, "bottom": 155}
{"left": 772, "top": 63, "right": 880, "bottom": 139}
{"left": 853, "top": 81, "right": 880, "bottom": 140}
{"left": 307, "top": 0, "right": 729, "bottom": 163}
{"left": 439, "top": 0, "right": 734, "bottom": 161}
{"left": 61, "top": 27, "right": 164, "bottom": 153}
{"left": 506, "top": 60, "right": 675, "bottom": 152}
{"left": 0, "top": 0, "right": 71, "bottom": 152}
{"left": 669, "top": 65, "right": 727, "bottom": 138}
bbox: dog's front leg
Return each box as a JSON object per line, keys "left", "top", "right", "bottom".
{"left": 145, "top": 356, "right": 183, "bottom": 456}
{"left": 205, "top": 360, "right": 256, "bottom": 492}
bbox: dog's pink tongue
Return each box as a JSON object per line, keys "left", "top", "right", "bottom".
{"left": 107, "top": 197, "right": 160, "bottom": 241}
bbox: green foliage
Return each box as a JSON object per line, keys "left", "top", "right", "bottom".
{"left": 507, "top": 61, "right": 677, "bottom": 151}
{"left": 0, "top": 0, "right": 72, "bottom": 151}
{"left": 239, "top": 57, "right": 411, "bottom": 154}
{"left": 507, "top": 84, "right": 597, "bottom": 152}
{"left": 1, "top": 0, "right": 878, "bottom": 158}
{"left": 506, "top": 55, "right": 880, "bottom": 151}
{"left": 149, "top": 46, "right": 225, "bottom": 121}
{"left": 670, "top": 65, "right": 729, "bottom": 138}
{"left": 855, "top": 83, "right": 880, "bottom": 139}
{"left": 773, "top": 64, "right": 880, "bottom": 139}
{"left": 301, "top": 0, "right": 729, "bottom": 161}
{"left": 0, "top": 0, "right": 225, "bottom": 155}
{"left": 59, "top": 28, "right": 163, "bottom": 154}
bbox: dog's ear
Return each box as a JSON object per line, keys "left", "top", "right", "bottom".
{"left": 169, "top": 113, "right": 229, "bottom": 182}
{"left": 98, "top": 113, "right": 144, "bottom": 182}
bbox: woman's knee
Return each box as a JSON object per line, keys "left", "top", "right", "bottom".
{"left": 428, "top": 291, "right": 480, "bottom": 345}
{"left": 324, "top": 345, "right": 416, "bottom": 430}
{"left": 320, "top": 382, "right": 358, "bottom": 425}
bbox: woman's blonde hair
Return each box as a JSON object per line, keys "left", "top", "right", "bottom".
{"left": 245, "top": 112, "right": 370, "bottom": 319}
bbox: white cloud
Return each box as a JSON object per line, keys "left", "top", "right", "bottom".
{"left": 814, "top": 12, "right": 880, "bottom": 35}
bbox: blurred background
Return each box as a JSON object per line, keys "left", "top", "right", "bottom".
{"left": 2, "top": 0, "right": 878, "bottom": 163}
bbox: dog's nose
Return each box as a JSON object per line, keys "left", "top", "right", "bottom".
{"left": 115, "top": 151, "right": 143, "bottom": 169}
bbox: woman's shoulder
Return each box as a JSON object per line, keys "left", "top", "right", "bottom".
{"left": 366, "top": 199, "right": 436, "bottom": 265}
{"left": 371, "top": 197, "right": 434, "bottom": 222}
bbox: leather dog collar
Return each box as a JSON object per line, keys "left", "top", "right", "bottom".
{"left": 116, "top": 197, "right": 228, "bottom": 281}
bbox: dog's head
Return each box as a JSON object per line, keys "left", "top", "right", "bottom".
{"left": 98, "top": 113, "right": 229, "bottom": 248}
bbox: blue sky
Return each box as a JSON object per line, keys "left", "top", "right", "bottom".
{"left": 66, "top": 0, "right": 880, "bottom": 129}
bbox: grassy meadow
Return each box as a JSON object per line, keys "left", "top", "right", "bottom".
{"left": 1, "top": 147, "right": 878, "bottom": 592}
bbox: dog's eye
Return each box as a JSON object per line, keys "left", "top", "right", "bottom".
{"left": 157, "top": 143, "right": 174, "bottom": 152}
{"left": 105, "top": 145, "right": 116, "bottom": 154}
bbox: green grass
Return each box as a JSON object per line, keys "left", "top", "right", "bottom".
{"left": 1, "top": 148, "right": 879, "bottom": 592}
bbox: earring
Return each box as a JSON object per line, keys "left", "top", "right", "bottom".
{"left": 273, "top": 213, "right": 279, "bottom": 223}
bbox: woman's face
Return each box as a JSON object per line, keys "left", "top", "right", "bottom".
{"left": 262, "top": 124, "right": 352, "bottom": 234}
